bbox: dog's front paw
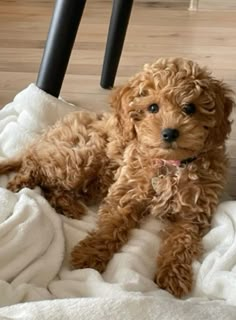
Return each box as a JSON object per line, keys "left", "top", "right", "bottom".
{"left": 155, "top": 262, "right": 192, "bottom": 298}
{"left": 70, "top": 240, "right": 109, "bottom": 273}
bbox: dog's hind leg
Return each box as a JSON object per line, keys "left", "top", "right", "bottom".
{"left": 7, "top": 169, "right": 38, "bottom": 192}
{"left": 0, "top": 156, "right": 33, "bottom": 192}
{"left": 43, "top": 188, "right": 87, "bottom": 219}
{"left": 0, "top": 157, "right": 22, "bottom": 174}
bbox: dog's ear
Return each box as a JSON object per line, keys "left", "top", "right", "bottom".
{"left": 210, "top": 80, "right": 234, "bottom": 146}
{"left": 110, "top": 84, "right": 137, "bottom": 140}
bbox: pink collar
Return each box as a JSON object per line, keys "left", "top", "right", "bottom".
{"left": 153, "top": 156, "right": 197, "bottom": 168}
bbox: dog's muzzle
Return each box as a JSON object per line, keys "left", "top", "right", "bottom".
{"left": 161, "top": 128, "right": 179, "bottom": 143}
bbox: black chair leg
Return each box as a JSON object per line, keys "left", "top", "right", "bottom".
{"left": 36, "top": 0, "right": 86, "bottom": 97}
{"left": 100, "top": 0, "right": 134, "bottom": 89}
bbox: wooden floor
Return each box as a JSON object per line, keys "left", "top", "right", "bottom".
{"left": 198, "top": 0, "right": 236, "bottom": 11}
{"left": 0, "top": 0, "right": 236, "bottom": 197}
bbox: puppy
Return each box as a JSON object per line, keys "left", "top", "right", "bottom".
{"left": 0, "top": 58, "right": 234, "bottom": 297}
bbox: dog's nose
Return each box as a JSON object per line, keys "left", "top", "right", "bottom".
{"left": 161, "top": 128, "right": 179, "bottom": 142}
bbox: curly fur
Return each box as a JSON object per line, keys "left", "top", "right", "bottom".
{"left": 0, "top": 57, "right": 234, "bottom": 297}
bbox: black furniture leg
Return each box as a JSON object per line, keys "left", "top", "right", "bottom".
{"left": 100, "top": 0, "right": 134, "bottom": 89}
{"left": 36, "top": 0, "right": 86, "bottom": 97}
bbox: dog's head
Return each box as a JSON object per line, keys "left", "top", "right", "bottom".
{"left": 110, "top": 57, "right": 234, "bottom": 160}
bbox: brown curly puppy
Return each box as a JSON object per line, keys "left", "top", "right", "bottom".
{"left": 0, "top": 58, "right": 234, "bottom": 298}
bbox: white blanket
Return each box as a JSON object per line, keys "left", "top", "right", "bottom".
{"left": 0, "top": 84, "right": 236, "bottom": 319}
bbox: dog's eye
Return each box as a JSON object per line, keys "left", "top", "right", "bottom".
{"left": 148, "top": 103, "right": 159, "bottom": 113}
{"left": 182, "top": 103, "right": 196, "bottom": 115}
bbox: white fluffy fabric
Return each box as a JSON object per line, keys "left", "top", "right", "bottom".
{"left": 0, "top": 84, "right": 236, "bottom": 319}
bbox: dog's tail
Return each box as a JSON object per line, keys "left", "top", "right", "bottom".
{"left": 0, "top": 157, "right": 22, "bottom": 174}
